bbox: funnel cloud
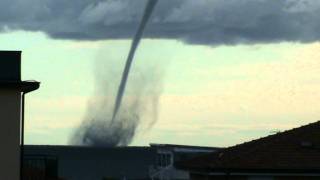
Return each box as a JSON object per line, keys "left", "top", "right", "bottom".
{"left": 112, "top": 0, "right": 158, "bottom": 122}
{"left": 71, "top": 0, "right": 159, "bottom": 147}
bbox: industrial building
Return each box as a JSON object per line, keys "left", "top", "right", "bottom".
{"left": 23, "top": 144, "right": 220, "bottom": 180}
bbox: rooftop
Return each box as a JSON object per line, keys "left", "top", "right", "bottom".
{"left": 177, "top": 121, "right": 320, "bottom": 173}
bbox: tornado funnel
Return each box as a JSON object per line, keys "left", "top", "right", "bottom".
{"left": 111, "top": 0, "right": 158, "bottom": 122}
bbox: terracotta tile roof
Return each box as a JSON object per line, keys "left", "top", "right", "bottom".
{"left": 177, "top": 121, "right": 320, "bottom": 172}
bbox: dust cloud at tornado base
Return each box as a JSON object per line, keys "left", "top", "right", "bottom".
{"left": 70, "top": 50, "right": 164, "bottom": 147}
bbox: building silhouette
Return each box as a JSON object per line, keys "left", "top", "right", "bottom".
{"left": 0, "top": 51, "right": 39, "bottom": 180}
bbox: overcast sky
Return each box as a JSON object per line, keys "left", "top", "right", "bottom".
{"left": 1, "top": 0, "right": 320, "bottom": 147}
{"left": 2, "top": 0, "right": 320, "bottom": 43}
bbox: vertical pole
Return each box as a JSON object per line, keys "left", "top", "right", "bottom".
{"left": 20, "top": 92, "right": 25, "bottom": 180}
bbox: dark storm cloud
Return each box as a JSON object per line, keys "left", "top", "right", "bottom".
{"left": 1, "top": 0, "right": 320, "bottom": 45}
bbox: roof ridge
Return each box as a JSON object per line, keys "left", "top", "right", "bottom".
{"left": 225, "top": 120, "right": 320, "bottom": 151}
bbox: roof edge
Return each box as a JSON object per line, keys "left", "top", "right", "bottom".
{"left": 0, "top": 81, "right": 40, "bottom": 93}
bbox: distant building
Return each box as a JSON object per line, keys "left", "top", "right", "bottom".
{"left": 0, "top": 51, "right": 39, "bottom": 180}
{"left": 177, "top": 121, "right": 320, "bottom": 180}
{"left": 23, "top": 144, "right": 220, "bottom": 180}
{"left": 149, "top": 144, "right": 221, "bottom": 179}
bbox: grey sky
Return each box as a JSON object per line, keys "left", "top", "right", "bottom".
{"left": 1, "top": 0, "right": 320, "bottom": 44}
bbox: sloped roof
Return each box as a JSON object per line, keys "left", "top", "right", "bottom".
{"left": 177, "top": 121, "right": 320, "bottom": 172}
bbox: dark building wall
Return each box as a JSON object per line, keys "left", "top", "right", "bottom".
{"left": 190, "top": 173, "right": 320, "bottom": 180}
{"left": 0, "top": 51, "right": 22, "bottom": 180}
{"left": 274, "top": 176, "right": 320, "bottom": 180}
{"left": 190, "top": 173, "right": 247, "bottom": 180}
{"left": 24, "top": 145, "right": 157, "bottom": 180}
{"left": 0, "top": 51, "right": 21, "bottom": 81}
{"left": 0, "top": 90, "right": 21, "bottom": 180}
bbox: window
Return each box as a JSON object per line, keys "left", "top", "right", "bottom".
{"left": 156, "top": 153, "right": 172, "bottom": 168}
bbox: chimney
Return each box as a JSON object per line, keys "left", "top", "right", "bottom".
{"left": 0, "top": 51, "right": 40, "bottom": 180}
